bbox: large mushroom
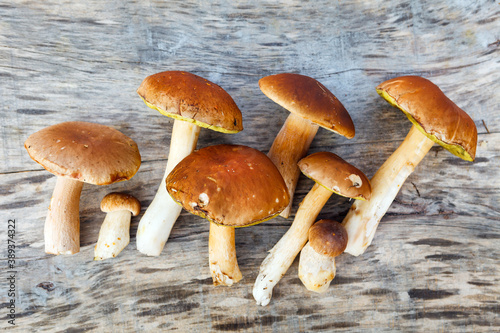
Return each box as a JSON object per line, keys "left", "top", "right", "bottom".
{"left": 94, "top": 193, "right": 141, "bottom": 260}
{"left": 298, "top": 219, "right": 348, "bottom": 293}
{"left": 24, "top": 121, "right": 141, "bottom": 255}
{"left": 136, "top": 71, "right": 243, "bottom": 256}
{"left": 260, "top": 73, "right": 355, "bottom": 218}
{"left": 343, "top": 76, "right": 478, "bottom": 256}
{"left": 166, "top": 144, "right": 289, "bottom": 286}
{"left": 253, "top": 152, "right": 371, "bottom": 306}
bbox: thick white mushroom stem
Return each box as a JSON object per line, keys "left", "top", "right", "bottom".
{"left": 136, "top": 120, "right": 200, "bottom": 256}
{"left": 268, "top": 113, "right": 319, "bottom": 218}
{"left": 94, "top": 210, "right": 131, "bottom": 260}
{"left": 45, "top": 177, "right": 83, "bottom": 255}
{"left": 298, "top": 242, "right": 336, "bottom": 293}
{"left": 253, "top": 183, "right": 332, "bottom": 306}
{"left": 209, "top": 222, "right": 242, "bottom": 286}
{"left": 343, "top": 125, "right": 435, "bottom": 256}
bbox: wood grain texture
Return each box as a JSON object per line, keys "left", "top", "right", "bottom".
{"left": 1, "top": 0, "right": 499, "bottom": 331}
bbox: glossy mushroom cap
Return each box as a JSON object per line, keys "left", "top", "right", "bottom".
{"left": 259, "top": 73, "right": 355, "bottom": 139}
{"left": 376, "top": 75, "right": 477, "bottom": 161}
{"left": 101, "top": 193, "right": 141, "bottom": 216}
{"left": 24, "top": 121, "right": 141, "bottom": 185}
{"left": 137, "top": 71, "right": 243, "bottom": 133}
{"left": 166, "top": 145, "right": 289, "bottom": 227}
{"left": 298, "top": 152, "right": 371, "bottom": 200}
{"left": 309, "top": 220, "right": 348, "bottom": 258}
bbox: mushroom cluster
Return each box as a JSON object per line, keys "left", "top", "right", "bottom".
{"left": 23, "top": 73, "right": 477, "bottom": 306}
{"left": 253, "top": 152, "right": 371, "bottom": 305}
{"left": 25, "top": 121, "right": 141, "bottom": 255}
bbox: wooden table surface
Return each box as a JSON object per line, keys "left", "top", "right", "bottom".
{"left": 1, "top": 0, "right": 499, "bottom": 332}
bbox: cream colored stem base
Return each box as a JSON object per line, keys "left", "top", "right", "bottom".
{"left": 45, "top": 177, "right": 83, "bottom": 255}
{"left": 343, "top": 125, "right": 434, "bottom": 256}
{"left": 253, "top": 183, "right": 332, "bottom": 306}
{"left": 136, "top": 120, "right": 200, "bottom": 256}
{"left": 268, "top": 113, "right": 319, "bottom": 218}
{"left": 298, "top": 242, "right": 336, "bottom": 293}
{"left": 94, "top": 210, "right": 132, "bottom": 260}
{"left": 209, "top": 222, "right": 242, "bottom": 286}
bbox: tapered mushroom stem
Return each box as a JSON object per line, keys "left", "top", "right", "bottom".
{"left": 137, "top": 120, "right": 201, "bottom": 256}
{"left": 94, "top": 210, "right": 131, "bottom": 260}
{"left": 268, "top": 113, "right": 319, "bottom": 218}
{"left": 298, "top": 242, "right": 336, "bottom": 293}
{"left": 208, "top": 222, "right": 242, "bottom": 286}
{"left": 45, "top": 177, "right": 84, "bottom": 255}
{"left": 253, "top": 183, "right": 332, "bottom": 306}
{"left": 343, "top": 125, "right": 435, "bottom": 256}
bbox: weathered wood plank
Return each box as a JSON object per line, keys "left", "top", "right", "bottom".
{"left": 1, "top": 132, "right": 499, "bottom": 332}
{"left": 1, "top": 0, "right": 499, "bottom": 331}
{"left": 0, "top": 0, "right": 498, "bottom": 172}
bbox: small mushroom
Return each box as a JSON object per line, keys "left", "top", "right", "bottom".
{"left": 166, "top": 144, "right": 289, "bottom": 286}
{"left": 253, "top": 152, "right": 371, "bottom": 306}
{"left": 298, "top": 220, "right": 348, "bottom": 293}
{"left": 94, "top": 193, "right": 141, "bottom": 260}
{"left": 343, "top": 76, "right": 478, "bottom": 256}
{"left": 136, "top": 71, "right": 243, "bottom": 256}
{"left": 260, "top": 73, "right": 355, "bottom": 218}
{"left": 24, "top": 121, "right": 141, "bottom": 255}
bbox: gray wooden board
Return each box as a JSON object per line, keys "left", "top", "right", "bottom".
{"left": 0, "top": 0, "right": 499, "bottom": 331}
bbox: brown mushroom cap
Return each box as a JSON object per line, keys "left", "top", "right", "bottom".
{"left": 166, "top": 144, "right": 290, "bottom": 227}
{"left": 309, "top": 219, "right": 348, "bottom": 258}
{"left": 376, "top": 75, "right": 477, "bottom": 161}
{"left": 24, "top": 121, "right": 141, "bottom": 185}
{"left": 298, "top": 152, "right": 371, "bottom": 200}
{"left": 259, "top": 73, "right": 355, "bottom": 139}
{"left": 137, "top": 71, "right": 243, "bottom": 134}
{"left": 101, "top": 192, "right": 141, "bottom": 216}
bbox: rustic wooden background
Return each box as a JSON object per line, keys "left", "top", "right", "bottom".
{"left": 1, "top": 0, "right": 499, "bottom": 332}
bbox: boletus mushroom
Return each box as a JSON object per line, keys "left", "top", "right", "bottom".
{"left": 136, "top": 71, "right": 243, "bottom": 256}
{"left": 298, "top": 219, "right": 348, "bottom": 293}
{"left": 253, "top": 152, "right": 371, "bottom": 306}
{"left": 260, "top": 73, "right": 355, "bottom": 218}
{"left": 166, "top": 144, "right": 289, "bottom": 286}
{"left": 94, "top": 193, "right": 141, "bottom": 260}
{"left": 24, "top": 122, "right": 141, "bottom": 255}
{"left": 343, "top": 76, "right": 478, "bottom": 256}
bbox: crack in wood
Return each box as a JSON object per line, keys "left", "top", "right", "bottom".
{"left": 482, "top": 119, "right": 491, "bottom": 134}
{"left": 487, "top": 39, "right": 500, "bottom": 47}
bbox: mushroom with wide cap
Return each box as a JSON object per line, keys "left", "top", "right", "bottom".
{"left": 253, "top": 151, "right": 371, "bottom": 306}
{"left": 260, "top": 73, "right": 355, "bottom": 218}
{"left": 136, "top": 71, "right": 243, "bottom": 256}
{"left": 298, "top": 219, "right": 348, "bottom": 293}
{"left": 342, "top": 76, "right": 478, "bottom": 256}
{"left": 94, "top": 192, "right": 141, "bottom": 260}
{"left": 166, "top": 144, "right": 289, "bottom": 286}
{"left": 24, "top": 121, "right": 141, "bottom": 255}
